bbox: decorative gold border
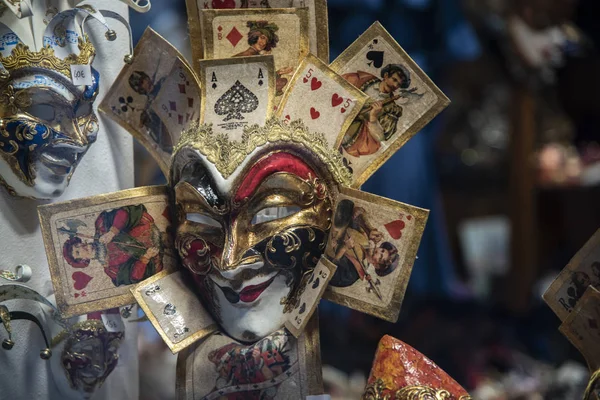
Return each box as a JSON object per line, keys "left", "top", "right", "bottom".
{"left": 544, "top": 229, "right": 600, "bottom": 322}
{"left": 98, "top": 27, "right": 202, "bottom": 176}
{"left": 329, "top": 21, "right": 451, "bottom": 188}
{"left": 201, "top": 8, "right": 310, "bottom": 66}
{"left": 276, "top": 53, "right": 368, "bottom": 149}
{"left": 38, "top": 185, "right": 170, "bottom": 319}
{"left": 284, "top": 256, "right": 336, "bottom": 338}
{"left": 323, "top": 186, "right": 429, "bottom": 323}
{"left": 131, "top": 270, "right": 219, "bottom": 354}
{"left": 198, "top": 55, "right": 276, "bottom": 125}
{"left": 313, "top": 0, "right": 329, "bottom": 62}
{"left": 185, "top": 0, "right": 204, "bottom": 75}
{"left": 175, "top": 313, "right": 323, "bottom": 399}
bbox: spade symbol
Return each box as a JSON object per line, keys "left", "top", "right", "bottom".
{"left": 214, "top": 80, "right": 259, "bottom": 121}
{"left": 212, "top": 83, "right": 217, "bottom": 89}
{"left": 373, "top": 39, "right": 378, "bottom": 44}
{"left": 342, "top": 157, "right": 354, "bottom": 174}
{"left": 298, "top": 303, "right": 306, "bottom": 314}
{"left": 312, "top": 277, "right": 320, "bottom": 289}
{"left": 258, "top": 80, "right": 263, "bottom": 86}
{"left": 366, "top": 51, "right": 384, "bottom": 68}
{"left": 307, "top": 272, "right": 315, "bottom": 285}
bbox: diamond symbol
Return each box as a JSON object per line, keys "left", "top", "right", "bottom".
{"left": 226, "top": 27, "right": 243, "bottom": 47}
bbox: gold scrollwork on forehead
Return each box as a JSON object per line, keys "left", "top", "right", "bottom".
{"left": 362, "top": 379, "right": 472, "bottom": 400}
{"left": 0, "top": 37, "right": 95, "bottom": 79}
{"left": 173, "top": 118, "right": 352, "bottom": 187}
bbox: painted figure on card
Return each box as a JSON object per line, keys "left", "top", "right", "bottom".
{"left": 63, "top": 205, "right": 164, "bottom": 286}
{"left": 341, "top": 64, "right": 411, "bottom": 157}
{"left": 566, "top": 271, "right": 592, "bottom": 308}
{"left": 128, "top": 70, "right": 173, "bottom": 152}
{"left": 233, "top": 21, "right": 294, "bottom": 94}
{"left": 326, "top": 199, "right": 399, "bottom": 287}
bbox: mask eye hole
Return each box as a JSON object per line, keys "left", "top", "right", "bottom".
{"left": 26, "top": 104, "right": 56, "bottom": 122}
{"left": 251, "top": 206, "right": 301, "bottom": 225}
{"left": 186, "top": 213, "right": 221, "bottom": 228}
{"left": 75, "top": 103, "right": 92, "bottom": 119}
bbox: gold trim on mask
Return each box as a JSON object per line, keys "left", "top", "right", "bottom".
{"left": 173, "top": 118, "right": 352, "bottom": 187}
{"left": 362, "top": 379, "right": 472, "bottom": 400}
{"left": 0, "top": 37, "right": 95, "bottom": 79}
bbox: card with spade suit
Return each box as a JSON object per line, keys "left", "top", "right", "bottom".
{"left": 322, "top": 187, "right": 428, "bottom": 322}
{"left": 132, "top": 270, "right": 219, "bottom": 353}
{"left": 330, "top": 22, "right": 450, "bottom": 188}
{"left": 199, "top": 55, "right": 276, "bottom": 142}
{"left": 284, "top": 257, "right": 336, "bottom": 337}
{"left": 276, "top": 53, "right": 368, "bottom": 149}
{"left": 99, "top": 27, "right": 201, "bottom": 175}
{"left": 38, "top": 186, "right": 177, "bottom": 318}
{"left": 559, "top": 286, "right": 600, "bottom": 370}
{"left": 186, "top": 0, "right": 328, "bottom": 73}
{"left": 201, "top": 8, "right": 309, "bottom": 100}
{"left": 544, "top": 229, "right": 600, "bottom": 322}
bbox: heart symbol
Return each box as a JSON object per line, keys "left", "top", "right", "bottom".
{"left": 74, "top": 293, "right": 80, "bottom": 298}
{"left": 384, "top": 220, "right": 406, "bottom": 240}
{"left": 285, "top": 114, "right": 291, "bottom": 120}
{"left": 311, "top": 77, "right": 322, "bottom": 91}
{"left": 310, "top": 107, "right": 320, "bottom": 120}
{"left": 331, "top": 93, "right": 343, "bottom": 107}
{"left": 212, "top": 0, "right": 235, "bottom": 8}
{"left": 298, "top": 303, "right": 306, "bottom": 314}
{"left": 303, "top": 77, "right": 308, "bottom": 83}
{"left": 366, "top": 50, "right": 384, "bottom": 68}
{"left": 341, "top": 108, "right": 346, "bottom": 114}
{"left": 407, "top": 215, "right": 412, "bottom": 221}
{"left": 312, "top": 277, "right": 320, "bottom": 289}
{"left": 72, "top": 271, "right": 93, "bottom": 291}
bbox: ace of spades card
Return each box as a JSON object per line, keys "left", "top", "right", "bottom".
{"left": 544, "top": 229, "right": 600, "bottom": 322}
{"left": 330, "top": 22, "right": 450, "bottom": 188}
{"left": 559, "top": 286, "right": 600, "bottom": 370}
{"left": 277, "top": 54, "right": 368, "bottom": 149}
{"left": 284, "top": 257, "right": 336, "bottom": 337}
{"left": 199, "top": 55, "right": 275, "bottom": 141}
{"left": 99, "top": 28, "right": 201, "bottom": 175}
{"left": 201, "top": 8, "right": 309, "bottom": 100}
{"left": 323, "top": 187, "right": 428, "bottom": 322}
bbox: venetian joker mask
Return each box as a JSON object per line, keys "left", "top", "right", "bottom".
{"left": 170, "top": 119, "right": 351, "bottom": 342}
{"left": 0, "top": 9, "right": 115, "bottom": 199}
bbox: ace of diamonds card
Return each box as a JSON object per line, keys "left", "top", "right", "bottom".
{"left": 330, "top": 22, "right": 450, "bottom": 188}
{"left": 199, "top": 55, "right": 275, "bottom": 141}
{"left": 277, "top": 53, "right": 368, "bottom": 148}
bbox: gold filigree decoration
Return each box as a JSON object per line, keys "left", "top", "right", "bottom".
{"left": 173, "top": 118, "right": 352, "bottom": 186}
{"left": 362, "top": 380, "right": 472, "bottom": 400}
{"left": 0, "top": 37, "right": 95, "bottom": 78}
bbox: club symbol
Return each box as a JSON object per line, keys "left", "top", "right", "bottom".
{"left": 118, "top": 96, "right": 136, "bottom": 113}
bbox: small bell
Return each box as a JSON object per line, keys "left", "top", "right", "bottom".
{"left": 2, "top": 339, "right": 14, "bottom": 350}
{"left": 40, "top": 348, "right": 52, "bottom": 360}
{"left": 105, "top": 29, "right": 117, "bottom": 41}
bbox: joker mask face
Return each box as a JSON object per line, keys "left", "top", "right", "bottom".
{"left": 171, "top": 120, "right": 350, "bottom": 342}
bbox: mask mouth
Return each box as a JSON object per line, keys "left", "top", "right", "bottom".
{"left": 215, "top": 273, "right": 278, "bottom": 304}
{"left": 39, "top": 142, "right": 87, "bottom": 176}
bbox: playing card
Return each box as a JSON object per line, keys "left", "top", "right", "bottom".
{"left": 199, "top": 55, "right": 275, "bottom": 141}
{"left": 132, "top": 270, "right": 218, "bottom": 353}
{"left": 38, "top": 186, "right": 176, "bottom": 318}
{"left": 559, "top": 286, "right": 600, "bottom": 370}
{"left": 187, "top": 0, "right": 328, "bottom": 72}
{"left": 201, "top": 8, "right": 309, "bottom": 100}
{"left": 277, "top": 53, "right": 368, "bottom": 149}
{"left": 177, "top": 314, "right": 322, "bottom": 400}
{"left": 99, "top": 27, "right": 201, "bottom": 175}
{"left": 330, "top": 22, "right": 450, "bottom": 188}
{"left": 323, "top": 187, "right": 428, "bottom": 322}
{"left": 543, "top": 229, "right": 600, "bottom": 322}
{"left": 284, "top": 257, "right": 336, "bottom": 337}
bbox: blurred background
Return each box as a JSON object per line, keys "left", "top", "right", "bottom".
{"left": 129, "top": 0, "right": 600, "bottom": 398}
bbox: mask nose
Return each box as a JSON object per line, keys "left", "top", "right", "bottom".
{"left": 218, "top": 222, "right": 261, "bottom": 272}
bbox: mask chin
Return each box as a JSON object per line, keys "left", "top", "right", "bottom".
{"left": 0, "top": 154, "right": 71, "bottom": 199}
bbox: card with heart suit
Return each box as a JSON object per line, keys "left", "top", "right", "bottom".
{"left": 330, "top": 22, "right": 450, "bottom": 188}
{"left": 559, "top": 286, "right": 600, "bottom": 370}
{"left": 284, "top": 257, "right": 336, "bottom": 337}
{"left": 186, "top": 0, "right": 328, "bottom": 72}
{"left": 99, "top": 27, "right": 201, "bottom": 175}
{"left": 543, "top": 229, "right": 600, "bottom": 322}
{"left": 276, "top": 53, "right": 369, "bottom": 149}
{"left": 201, "top": 8, "right": 309, "bottom": 100}
{"left": 323, "top": 187, "right": 428, "bottom": 322}
{"left": 132, "top": 270, "right": 219, "bottom": 353}
{"left": 38, "top": 186, "right": 176, "bottom": 318}
{"left": 176, "top": 314, "right": 323, "bottom": 400}
{"left": 199, "top": 55, "right": 276, "bottom": 141}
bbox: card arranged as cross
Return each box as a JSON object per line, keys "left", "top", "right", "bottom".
{"left": 99, "top": 27, "right": 201, "bottom": 175}
{"left": 199, "top": 55, "right": 275, "bottom": 141}
{"left": 544, "top": 229, "right": 600, "bottom": 322}
{"left": 323, "top": 187, "right": 428, "bottom": 322}
{"left": 284, "top": 257, "right": 336, "bottom": 337}
{"left": 277, "top": 53, "right": 368, "bottom": 149}
{"left": 330, "top": 22, "right": 450, "bottom": 187}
